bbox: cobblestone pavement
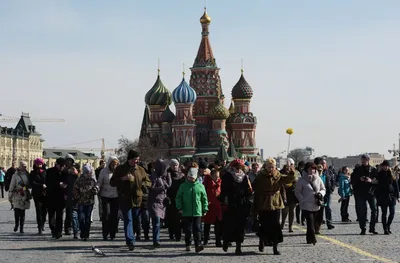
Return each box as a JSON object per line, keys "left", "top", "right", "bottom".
{"left": 0, "top": 194, "right": 399, "bottom": 263}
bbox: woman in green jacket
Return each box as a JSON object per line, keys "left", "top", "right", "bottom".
{"left": 176, "top": 167, "right": 208, "bottom": 253}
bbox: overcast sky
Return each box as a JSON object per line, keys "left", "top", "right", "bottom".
{"left": 0, "top": 0, "right": 399, "bottom": 159}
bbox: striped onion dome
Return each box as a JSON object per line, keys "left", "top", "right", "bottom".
{"left": 172, "top": 77, "right": 197, "bottom": 104}
{"left": 145, "top": 74, "right": 172, "bottom": 106}
{"left": 209, "top": 98, "right": 230, "bottom": 120}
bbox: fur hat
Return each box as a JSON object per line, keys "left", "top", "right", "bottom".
{"left": 265, "top": 158, "right": 277, "bottom": 166}
{"left": 34, "top": 158, "right": 45, "bottom": 166}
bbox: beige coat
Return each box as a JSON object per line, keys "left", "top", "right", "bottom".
{"left": 8, "top": 171, "right": 31, "bottom": 210}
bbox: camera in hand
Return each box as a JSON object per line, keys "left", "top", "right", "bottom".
{"left": 315, "top": 192, "right": 324, "bottom": 206}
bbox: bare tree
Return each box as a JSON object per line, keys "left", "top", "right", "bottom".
{"left": 116, "top": 136, "right": 159, "bottom": 163}
{"left": 288, "top": 148, "right": 311, "bottom": 164}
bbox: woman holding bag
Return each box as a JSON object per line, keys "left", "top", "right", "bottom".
{"left": 9, "top": 161, "right": 31, "bottom": 234}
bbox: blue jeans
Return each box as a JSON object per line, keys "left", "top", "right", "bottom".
{"left": 135, "top": 208, "right": 150, "bottom": 237}
{"left": 78, "top": 204, "right": 94, "bottom": 238}
{"left": 121, "top": 207, "right": 140, "bottom": 245}
{"left": 72, "top": 209, "right": 79, "bottom": 235}
{"left": 325, "top": 194, "right": 333, "bottom": 226}
{"left": 152, "top": 216, "right": 161, "bottom": 243}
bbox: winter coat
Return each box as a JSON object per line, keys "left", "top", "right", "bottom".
{"left": 338, "top": 173, "right": 352, "bottom": 198}
{"left": 202, "top": 175, "right": 222, "bottom": 224}
{"left": 351, "top": 165, "right": 378, "bottom": 197}
{"left": 166, "top": 169, "right": 185, "bottom": 217}
{"left": 63, "top": 169, "right": 80, "bottom": 207}
{"left": 176, "top": 180, "right": 208, "bottom": 217}
{"left": 295, "top": 171, "right": 326, "bottom": 212}
{"left": 29, "top": 168, "right": 47, "bottom": 198}
{"left": 253, "top": 169, "right": 296, "bottom": 212}
{"left": 73, "top": 175, "right": 99, "bottom": 205}
{"left": 8, "top": 171, "right": 31, "bottom": 210}
{"left": 322, "top": 169, "right": 336, "bottom": 195}
{"left": 148, "top": 160, "right": 172, "bottom": 219}
{"left": 376, "top": 169, "right": 399, "bottom": 207}
{"left": 219, "top": 171, "right": 253, "bottom": 217}
{"left": 110, "top": 162, "right": 151, "bottom": 209}
{"left": 45, "top": 167, "right": 67, "bottom": 209}
{"left": 97, "top": 156, "right": 119, "bottom": 198}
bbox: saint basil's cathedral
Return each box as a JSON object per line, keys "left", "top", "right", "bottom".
{"left": 140, "top": 8, "right": 259, "bottom": 163}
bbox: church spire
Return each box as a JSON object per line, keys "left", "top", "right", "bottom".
{"left": 193, "top": 8, "right": 216, "bottom": 68}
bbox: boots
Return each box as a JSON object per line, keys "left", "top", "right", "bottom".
{"left": 14, "top": 209, "right": 20, "bottom": 232}
{"left": 203, "top": 224, "right": 210, "bottom": 245}
{"left": 19, "top": 210, "right": 25, "bottom": 234}
{"left": 235, "top": 241, "right": 242, "bottom": 255}
{"left": 273, "top": 243, "right": 281, "bottom": 255}
{"left": 258, "top": 238, "right": 265, "bottom": 252}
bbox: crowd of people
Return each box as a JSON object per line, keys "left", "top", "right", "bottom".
{"left": 1, "top": 151, "right": 399, "bottom": 256}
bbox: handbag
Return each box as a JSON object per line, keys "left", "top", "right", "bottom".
{"left": 309, "top": 182, "right": 323, "bottom": 206}
{"left": 18, "top": 174, "right": 32, "bottom": 201}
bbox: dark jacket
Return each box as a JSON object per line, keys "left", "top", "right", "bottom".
{"left": 64, "top": 171, "right": 80, "bottom": 207}
{"left": 376, "top": 169, "right": 399, "bottom": 206}
{"left": 95, "top": 167, "right": 103, "bottom": 181}
{"left": 322, "top": 169, "right": 336, "bottom": 195}
{"left": 45, "top": 167, "right": 66, "bottom": 209}
{"left": 4, "top": 167, "right": 16, "bottom": 192}
{"left": 110, "top": 162, "right": 151, "bottom": 209}
{"left": 29, "top": 168, "right": 47, "bottom": 198}
{"left": 351, "top": 165, "right": 378, "bottom": 197}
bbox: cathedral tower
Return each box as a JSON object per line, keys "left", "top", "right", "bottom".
{"left": 171, "top": 73, "right": 197, "bottom": 157}
{"left": 227, "top": 70, "right": 258, "bottom": 162}
{"left": 190, "top": 8, "right": 223, "bottom": 149}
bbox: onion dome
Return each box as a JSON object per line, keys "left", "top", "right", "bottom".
{"left": 145, "top": 74, "right": 172, "bottom": 106}
{"left": 231, "top": 70, "right": 253, "bottom": 99}
{"left": 200, "top": 7, "right": 212, "bottom": 24}
{"left": 209, "top": 98, "right": 230, "bottom": 120}
{"left": 172, "top": 77, "right": 197, "bottom": 104}
{"left": 161, "top": 105, "right": 175, "bottom": 123}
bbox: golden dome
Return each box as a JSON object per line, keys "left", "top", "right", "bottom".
{"left": 200, "top": 8, "right": 211, "bottom": 24}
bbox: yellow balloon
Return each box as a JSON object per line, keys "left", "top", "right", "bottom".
{"left": 286, "top": 128, "right": 294, "bottom": 135}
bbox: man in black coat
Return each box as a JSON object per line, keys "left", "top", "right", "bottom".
{"left": 351, "top": 154, "right": 378, "bottom": 235}
{"left": 45, "top": 158, "right": 66, "bottom": 239}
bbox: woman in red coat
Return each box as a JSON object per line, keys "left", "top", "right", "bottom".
{"left": 203, "top": 167, "right": 222, "bottom": 247}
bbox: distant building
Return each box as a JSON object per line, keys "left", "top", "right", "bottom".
{"left": 0, "top": 113, "right": 43, "bottom": 169}
{"left": 326, "top": 153, "right": 385, "bottom": 169}
{"left": 43, "top": 148, "right": 100, "bottom": 169}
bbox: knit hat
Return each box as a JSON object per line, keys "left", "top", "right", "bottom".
{"left": 127, "top": 150, "right": 140, "bottom": 160}
{"left": 170, "top": 159, "right": 179, "bottom": 166}
{"left": 381, "top": 160, "right": 390, "bottom": 167}
{"left": 82, "top": 164, "right": 92, "bottom": 175}
{"left": 187, "top": 168, "right": 198, "bottom": 180}
{"left": 34, "top": 158, "right": 45, "bottom": 166}
{"left": 56, "top": 158, "right": 66, "bottom": 166}
{"left": 244, "top": 161, "right": 250, "bottom": 167}
{"left": 287, "top": 158, "right": 295, "bottom": 165}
